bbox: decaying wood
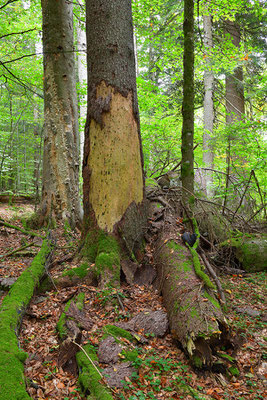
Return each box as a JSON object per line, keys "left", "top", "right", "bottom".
{"left": 200, "top": 251, "right": 226, "bottom": 303}
{"left": 0, "top": 219, "right": 44, "bottom": 238}
{"left": 153, "top": 218, "right": 229, "bottom": 368}
{"left": 57, "top": 296, "right": 93, "bottom": 375}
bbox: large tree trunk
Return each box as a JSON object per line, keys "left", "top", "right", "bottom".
{"left": 82, "top": 0, "right": 146, "bottom": 287}
{"left": 181, "top": 0, "right": 195, "bottom": 203}
{"left": 202, "top": 12, "right": 214, "bottom": 198}
{"left": 154, "top": 217, "right": 229, "bottom": 368}
{"left": 39, "top": 0, "right": 82, "bottom": 229}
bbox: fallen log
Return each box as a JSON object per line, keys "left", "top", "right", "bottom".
{"left": 0, "top": 220, "right": 44, "bottom": 238}
{"left": 154, "top": 221, "right": 230, "bottom": 368}
{"left": 0, "top": 235, "right": 54, "bottom": 400}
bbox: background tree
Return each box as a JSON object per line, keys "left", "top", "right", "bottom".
{"left": 181, "top": 0, "right": 195, "bottom": 203}
{"left": 202, "top": 10, "right": 214, "bottom": 197}
{"left": 39, "top": 0, "right": 82, "bottom": 228}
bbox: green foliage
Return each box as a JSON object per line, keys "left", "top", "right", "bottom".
{"left": 0, "top": 0, "right": 43, "bottom": 196}
{"left": 0, "top": 0, "right": 265, "bottom": 219}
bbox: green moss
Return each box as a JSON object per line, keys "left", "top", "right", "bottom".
{"left": 62, "top": 263, "right": 89, "bottom": 279}
{"left": 94, "top": 232, "right": 120, "bottom": 281}
{"left": 203, "top": 290, "right": 220, "bottom": 309}
{"left": 121, "top": 349, "right": 139, "bottom": 362}
{"left": 181, "top": 261, "right": 191, "bottom": 272}
{"left": 228, "top": 366, "right": 240, "bottom": 376}
{"left": 192, "top": 354, "right": 202, "bottom": 368}
{"left": 167, "top": 240, "right": 184, "bottom": 252}
{"left": 82, "top": 231, "right": 99, "bottom": 262}
{"left": 76, "top": 344, "right": 113, "bottom": 400}
{"left": 0, "top": 239, "right": 53, "bottom": 400}
{"left": 57, "top": 293, "right": 85, "bottom": 339}
{"left": 217, "top": 352, "right": 236, "bottom": 363}
{"left": 56, "top": 298, "right": 72, "bottom": 339}
{"left": 190, "top": 308, "right": 199, "bottom": 318}
{"left": 190, "top": 247, "right": 215, "bottom": 289}
{"left": 103, "top": 325, "right": 135, "bottom": 342}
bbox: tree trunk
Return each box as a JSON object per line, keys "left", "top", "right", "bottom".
{"left": 203, "top": 13, "right": 214, "bottom": 198}
{"left": 76, "top": 15, "right": 87, "bottom": 171}
{"left": 154, "top": 217, "right": 229, "bottom": 368}
{"left": 39, "top": 0, "right": 82, "bottom": 228}
{"left": 181, "top": 0, "right": 195, "bottom": 203}
{"left": 82, "top": 0, "right": 146, "bottom": 287}
{"left": 224, "top": 20, "right": 246, "bottom": 210}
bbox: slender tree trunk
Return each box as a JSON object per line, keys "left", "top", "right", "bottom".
{"left": 76, "top": 16, "right": 87, "bottom": 170}
{"left": 203, "top": 13, "right": 214, "bottom": 198}
{"left": 39, "top": 0, "right": 82, "bottom": 228}
{"left": 181, "top": 0, "right": 195, "bottom": 203}
{"left": 224, "top": 20, "right": 245, "bottom": 209}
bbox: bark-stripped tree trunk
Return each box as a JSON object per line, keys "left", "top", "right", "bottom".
{"left": 39, "top": 0, "right": 82, "bottom": 228}
{"left": 181, "top": 0, "right": 195, "bottom": 203}
{"left": 203, "top": 13, "right": 214, "bottom": 198}
{"left": 82, "top": 0, "right": 146, "bottom": 287}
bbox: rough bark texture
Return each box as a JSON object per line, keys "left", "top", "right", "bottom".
{"left": 40, "top": 0, "right": 82, "bottom": 228}
{"left": 202, "top": 13, "right": 214, "bottom": 198}
{"left": 83, "top": 0, "right": 144, "bottom": 234}
{"left": 154, "top": 221, "right": 228, "bottom": 368}
{"left": 181, "top": 0, "right": 195, "bottom": 202}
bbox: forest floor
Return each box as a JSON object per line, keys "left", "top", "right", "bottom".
{"left": 0, "top": 203, "right": 266, "bottom": 400}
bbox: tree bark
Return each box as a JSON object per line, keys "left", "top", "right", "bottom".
{"left": 181, "top": 0, "right": 195, "bottom": 203}
{"left": 224, "top": 20, "right": 246, "bottom": 210}
{"left": 76, "top": 13, "right": 87, "bottom": 170}
{"left": 154, "top": 218, "right": 229, "bottom": 368}
{"left": 39, "top": 0, "right": 82, "bottom": 228}
{"left": 203, "top": 13, "right": 214, "bottom": 198}
{"left": 82, "top": 0, "right": 146, "bottom": 287}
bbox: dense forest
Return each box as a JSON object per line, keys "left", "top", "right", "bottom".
{"left": 0, "top": 1, "right": 266, "bottom": 400}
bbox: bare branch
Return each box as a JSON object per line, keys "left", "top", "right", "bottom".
{"left": 0, "top": 28, "right": 36, "bottom": 39}
{"left": 0, "top": 0, "right": 18, "bottom": 10}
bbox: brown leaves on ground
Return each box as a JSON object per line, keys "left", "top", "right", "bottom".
{"left": 0, "top": 203, "right": 266, "bottom": 400}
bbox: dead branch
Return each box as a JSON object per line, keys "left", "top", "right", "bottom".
{"left": 200, "top": 251, "right": 226, "bottom": 303}
{"left": 0, "top": 220, "right": 44, "bottom": 238}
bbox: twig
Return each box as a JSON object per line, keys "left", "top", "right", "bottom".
{"left": 251, "top": 170, "right": 266, "bottom": 219}
{"left": 231, "top": 170, "right": 253, "bottom": 221}
{"left": 71, "top": 340, "right": 116, "bottom": 394}
{"left": 200, "top": 251, "right": 226, "bottom": 303}
{"left": 246, "top": 204, "right": 266, "bottom": 223}
{"left": 1, "top": 241, "right": 38, "bottom": 258}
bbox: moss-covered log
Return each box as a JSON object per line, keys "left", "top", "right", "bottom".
{"left": 154, "top": 223, "right": 229, "bottom": 368}
{"left": 0, "top": 220, "right": 44, "bottom": 238}
{"left": 0, "top": 237, "right": 54, "bottom": 400}
{"left": 220, "top": 233, "right": 267, "bottom": 272}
